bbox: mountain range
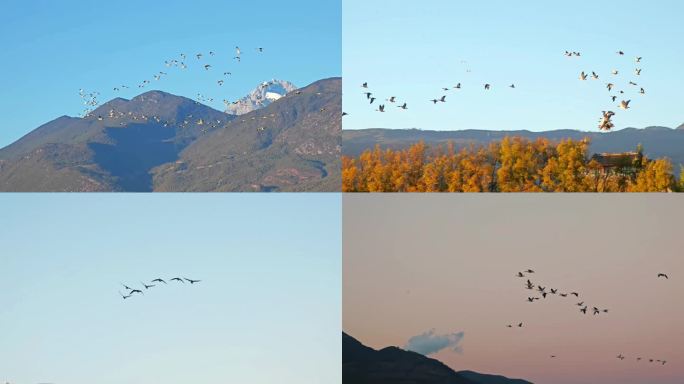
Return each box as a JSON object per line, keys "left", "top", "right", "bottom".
{"left": 343, "top": 333, "right": 532, "bottom": 384}
{"left": 343, "top": 126, "right": 684, "bottom": 167}
{"left": 0, "top": 78, "right": 340, "bottom": 191}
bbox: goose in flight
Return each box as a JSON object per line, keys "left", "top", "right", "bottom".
{"left": 454, "top": 83, "right": 461, "bottom": 89}
{"left": 362, "top": 82, "right": 368, "bottom": 88}
{"left": 619, "top": 100, "right": 631, "bottom": 110}
{"left": 170, "top": 277, "right": 185, "bottom": 283}
{"left": 571, "top": 292, "right": 579, "bottom": 297}
{"left": 119, "top": 291, "right": 131, "bottom": 299}
{"left": 439, "top": 95, "right": 446, "bottom": 102}
{"left": 527, "top": 297, "right": 539, "bottom": 302}
{"left": 509, "top": 84, "right": 515, "bottom": 88}
{"left": 635, "top": 68, "right": 641, "bottom": 76}
{"left": 657, "top": 273, "right": 668, "bottom": 279}
{"left": 369, "top": 97, "right": 376, "bottom": 104}
{"left": 577, "top": 301, "right": 585, "bottom": 306}
{"left": 218, "top": 80, "right": 224, "bottom": 86}
{"left": 442, "top": 87, "right": 450, "bottom": 91}
{"left": 196, "top": 53, "right": 202, "bottom": 59}
{"left": 617, "top": 51, "right": 625, "bottom": 55}
{"left": 141, "top": 281, "right": 155, "bottom": 289}
{"left": 611, "top": 95, "right": 617, "bottom": 102}
{"left": 152, "top": 278, "right": 167, "bottom": 284}
{"left": 525, "top": 269, "right": 535, "bottom": 274}
{"left": 121, "top": 283, "right": 134, "bottom": 291}
{"left": 517, "top": 272, "right": 525, "bottom": 277}
{"left": 387, "top": 96, "right": 396, "bottom": 103}
{"left": 612, "top": 70, "right": 619, "bottom": 75}
{"left": 184, "top": 278, "right": 201, "bottom": 284}
{"left": 629, "top": 81, "right": 638, "bottom": 86}
{"left": 377, "top": 104, "right": 385, "bottom": 112}
{"left": 635, "top": 56, "right": 642, "bottom": 63}
{"left": 536, "top": 284, "right": 545, "bottom": 291}
{"left": 484, "top": 83, "right": 491, "bottom": 90}
{"left": 129, "top": 289, "right": 143, "bottom": 295}
{"left": 640, "top": 88, "right": 645, "bottom": 95}
{"left": 397, "top": 103, "right": 408, "bottom": 110}
{"left": 593, "top": 307, "right": 600, "bottom": 315}
{"left": 599, "top": 110, "right": 616, "bottom": 131}
{"left": 579, "top": 72, "right": 588, "bottom": 81}
{"left": 591, "top": 72, "right": 599, "bottom": 80}
{"left": 430, "top": 99, "right": 439, "bottom": 104}
{"left": 580, "top": 306, "right": 588, "bottom": 314}
{"left": 517, "top": 322, "right": 523, "bottom": 327}
{"left": 256, "top": 47, "right": 264, "bottom": 52}
{"left": 363, "top": 92, "right": 372, "bottom": 99}
{"left": 617, "top": 354, "right": 626, "bottom": 360}
{"left": 204, "top": 64, "right": 211, "bottom": 70}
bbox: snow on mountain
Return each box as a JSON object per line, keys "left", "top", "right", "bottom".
{"left": 226, "top": 79, "right": 297, "bottom": 115}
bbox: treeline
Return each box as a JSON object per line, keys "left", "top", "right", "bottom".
{"left": 342, "top": 137, "right": 682, "bottom": 192}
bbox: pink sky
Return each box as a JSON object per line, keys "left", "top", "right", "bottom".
{"left": 344, "top": 195, "right": 683, "bottom": 384}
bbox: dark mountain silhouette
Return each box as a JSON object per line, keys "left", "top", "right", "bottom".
{"left": 343, "top": 333, "right": 532, "bottom": 384}
{"left": 343, "top": 127, "right": 684, "bottom": 168}
{"left": 0, "top": 78, "right": 340, "bottom": 191}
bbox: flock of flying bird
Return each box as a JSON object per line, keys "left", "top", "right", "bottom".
{"left": 514, "top": 268, "right": 609, "bottom": 316}
{"left": 568, "top": 50, "right": 647, "bottom": 131}
{"left": 118, "top": 277, "right": 201, "bottom": 300}
{"left": 355, "top": 50, "right": 648, "bottom": 133}
{"left": 508, "top": 268, "right": 671, "bottom": 365}
{"left": 356, "top": 59, "right": 517, "bottom": 117}
{"left": 77, "top": 46, "right": 266, "bottom": 120}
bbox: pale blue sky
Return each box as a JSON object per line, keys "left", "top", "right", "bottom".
{"left": 0, "top": 0, "right": 341, "bottom": 147}
{"left": 0, "top": 194, "right": 341, "bottom": 384}
{"left": 343, "top": 0, "right": 684, "bottom": 132}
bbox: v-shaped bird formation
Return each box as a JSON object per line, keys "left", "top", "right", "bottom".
{"left": 118, "top": 277, "right": 201, "bottom": 300}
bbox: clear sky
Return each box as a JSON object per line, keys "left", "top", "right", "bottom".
{"left": 343, "top": 0, "right": 684, "bottom": 132}
{"left": 0, "top": 193, "right": 341, "bottom": 384}
{"left": 0, "top": 0, "right": 341, "bottom": 147}
{"left": 344, "top": 195, "right": 684, "bottom": 384}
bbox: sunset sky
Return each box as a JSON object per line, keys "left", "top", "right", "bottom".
{"left": 344, "top": 195, "right": 683, "bottom": 384}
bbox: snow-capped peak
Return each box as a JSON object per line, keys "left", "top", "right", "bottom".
{"left": 226, "top": 79, "right": 297, "bottom": 115}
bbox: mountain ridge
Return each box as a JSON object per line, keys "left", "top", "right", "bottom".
{"left": 342, "top": 127, "right": 684, "bottom": 167}
{"left": 0, "top": 77, "right": 340, "bottom": 191}
{"left": 343, "top": 332, "right": 533, "bottom": 384}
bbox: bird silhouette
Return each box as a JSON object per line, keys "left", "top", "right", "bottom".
{"left": 184, "top": 278, "right": 201, "bottom": 284}
{"left": 657, "top": 273, "right": 668, "bottom": 279}
{"left": 170, "top": 277, "right": 185, "bottom": 283}
{"left": 152, "top": 278, "right": 167, "bottom": 284}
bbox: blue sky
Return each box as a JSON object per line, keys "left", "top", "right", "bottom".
{"left": 0, "top": 194, "right": 341, "bottom": 384}
{"left": 343, "top": 0, "right": 684, "bottom": 132}
{"left": 0, "top": 0, "right": 341, "bottom": 147}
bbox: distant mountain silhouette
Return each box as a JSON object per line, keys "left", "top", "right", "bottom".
{"left": 343, "top": 333, "right": 532, "bottom": 384}
{"left": 0, "top": 78, "right": 340, "bottom": 191}
{"left": 343, "top": 127, "right": 684, "bottom": 168}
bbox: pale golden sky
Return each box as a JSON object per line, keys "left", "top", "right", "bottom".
{"left": 344, "top": 195, "right": 683, "bottom": 384}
